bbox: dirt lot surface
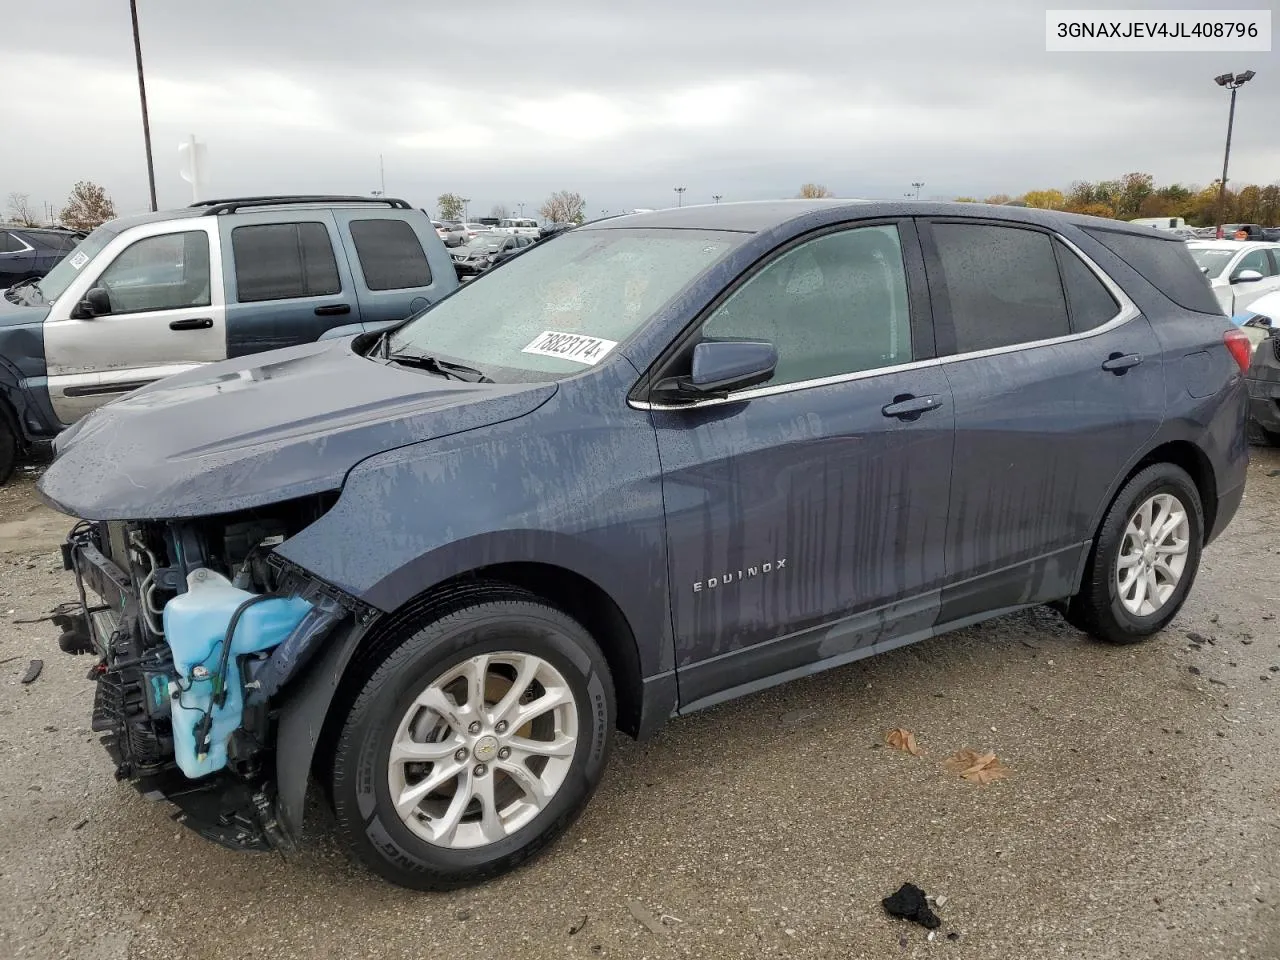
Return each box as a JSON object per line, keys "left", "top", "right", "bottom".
{"left": 1, "top": 453, "right": 1278, "bottom": 960}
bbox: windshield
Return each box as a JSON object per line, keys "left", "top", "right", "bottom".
{"left": 25, "top": 223, "right": 122, "bottom": 304}
{"left": 1189, "top": 248, "right": 1236, "bottom": 276}
{"left": 387, "top": 228, "right": 741, "bottom": 381}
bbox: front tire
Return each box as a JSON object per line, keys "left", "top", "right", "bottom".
{"left": 330, "top": 593, "right": 614, "bottom": 890}
{"left": 0, "top": 413, "right": 17, "bottom": 486}
{"left": 1067, "top": 463, "right": 1203, "bottom": 645}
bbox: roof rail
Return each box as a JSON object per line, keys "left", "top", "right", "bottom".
{"left": 191, "top": 195, "right": 412, "bottom": 215}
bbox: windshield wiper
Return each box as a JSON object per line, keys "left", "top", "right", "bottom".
{"left": 385, "top": 351, "right": 493, "bottom": 383}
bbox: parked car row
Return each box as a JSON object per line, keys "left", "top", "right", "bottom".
{"left": 1186, "top": 240, "right": 1280, "bottom": 315}
{"left": 0, "top": 196, "right": 457, "bottom": 483}
{"left": 0, "top": 225, "right": 86, "bottom": 286}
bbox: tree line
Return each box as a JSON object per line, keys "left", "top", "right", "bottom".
{"left": 955, "top": 172, "right": 1280, "bottom": 225}
{"left": 6, "top": 182, "right": 117, "bottom": 231}
{"left": 436, "top": 191, "right": 587, "bottom": 225}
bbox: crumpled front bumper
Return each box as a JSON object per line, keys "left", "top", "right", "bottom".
{"left": 59, "top": 525, "right": 288, "bottom": 853}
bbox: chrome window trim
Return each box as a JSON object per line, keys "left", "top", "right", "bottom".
{"left": 629, "top": 230, "right": 1139, "bottom": 412}
{"left": 0, "top": 231, "right": 35, "bottom": 256}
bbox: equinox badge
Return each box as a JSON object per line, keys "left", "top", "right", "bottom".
{"left": 693, "top": 559, "right": 788, "bottom": 593}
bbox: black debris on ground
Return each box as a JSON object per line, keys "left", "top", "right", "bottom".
{"left": 882, "top": 882, "right": 942, "bottom": 930}
{"left": 20, "top": 659, "right": 42, "bottom": 684}
{"left": 569, "top": 915, "right": 588, "bottom": 936}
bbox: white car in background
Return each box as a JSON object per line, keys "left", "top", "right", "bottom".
{"left": 1186, "top": 240, "right": 1280, "bottom": 315}
{"left": 492, "top": 217, "right": 541, "bottom": 238}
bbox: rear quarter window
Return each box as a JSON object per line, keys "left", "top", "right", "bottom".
{"left": 1083, "top": 228, "right": 1223, "bottom": 315}
{"left": 349, "top": 219, "right": 433, "bottom": 290}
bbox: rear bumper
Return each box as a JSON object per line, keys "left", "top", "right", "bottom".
{"left": 1246, "top": 379, "right": 1280, "bottom": 432}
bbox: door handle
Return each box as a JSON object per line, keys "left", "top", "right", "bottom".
{"left": 314, "top": 304, "right": 352, "bottom": 317}
{"left": 1101, "top": 352, "right": 1143, "bottom": 374}
{"left": 881, "top": 394, "right": 943, "bottom": 421}
{"left": 169, "top": 317, "right": 213, "bottom": 331}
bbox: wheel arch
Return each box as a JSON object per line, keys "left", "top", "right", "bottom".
{"left": 274, "top": 559, "right": 670, "bottom": 846}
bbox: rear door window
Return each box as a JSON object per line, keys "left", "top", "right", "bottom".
{"left": 1055, "top": 241, "right": 1120, "bottom": 333}
{"left": 231, "top": 222, "right": 341, "bottom": 302}
{"left": 929, "top": 223, "right": 1070, "bottom": 353}
{"left": 0, "top": 232, "right": 22, "bottom": 253}
{"left": 349, "top": 219, "right": 433, "bottom": 290}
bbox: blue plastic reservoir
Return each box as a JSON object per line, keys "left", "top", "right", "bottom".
{"left": 162, "top": 569, "right": 312, "bottom": 779}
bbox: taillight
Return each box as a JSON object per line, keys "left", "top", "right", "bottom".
{"left": 1224, "top": 328, "right": 1253, "bottom": 372}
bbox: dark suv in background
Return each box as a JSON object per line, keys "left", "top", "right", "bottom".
{"left": 0, "top": 226, "right": 84, "bottom": 285}
{"left": 40, "top": 201, "right": 1247, "bottom": 891}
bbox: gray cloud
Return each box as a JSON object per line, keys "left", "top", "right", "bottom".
{"left": 2, "top": 0, "right": 1276, "bottom": 218}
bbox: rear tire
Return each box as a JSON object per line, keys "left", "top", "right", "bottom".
{"left": 330, "top": 592, "right": 614, "bottom": 890}
{"left": 1067, "top": 463, "right": 1203, "bottom": 645}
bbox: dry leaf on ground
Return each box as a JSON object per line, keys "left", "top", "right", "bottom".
{"left": 944, "top": 748, "right": 1010, "bottom": 784}
{"left": 885, "top": 728, "right": 924, "bottom": 756}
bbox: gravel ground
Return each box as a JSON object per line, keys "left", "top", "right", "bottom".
{"left": 1, "top": 452, "right": 1278, "bottom": 960}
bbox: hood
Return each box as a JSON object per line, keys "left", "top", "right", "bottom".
{"left": 0, "top": 294, "right": 49, "bottom": 328}
{"left": 37, "top": 338, "right": 556, "bottom": 520}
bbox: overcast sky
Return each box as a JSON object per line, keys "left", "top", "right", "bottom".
{"left": 2, "top": 0, "right": 1276, "bottom": 220}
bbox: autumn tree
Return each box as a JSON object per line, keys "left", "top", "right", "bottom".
{"left": 1021, "top": 189, "right": 1065, "bottom": 210}
{"left": 6, "top": 193, "right": 39, "bottom": 226}
{"left": 540, "top": 190, "right": 586, "bottom": 224}
{"left": 489, "top": 203, "right": 510, "bottom": 221}
{"left": 953, "top": 196, "right": 978, "bottom": 203}
{"left": 60, "top": 181, "right": 116, "bottom": 231}
{"left": 797, "top": 183, "right": 833, "bottom": 199}
{"left": 982, "top": 194, "right": 1013, "bottom": 205}
{"left": 1115, "top": 172, "right": 1155, "bottom": 218}
{"left": 1073, "top": 202, "right": 1116, "bottom": 219}
{"left": 437, "top": 193, "right": 465, "bottom": 221}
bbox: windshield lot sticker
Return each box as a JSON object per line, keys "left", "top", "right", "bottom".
{"left": 68, "top": 251, "right": 90, "bottom": 270}
{"left": 521, "top": 330, "right": 618, "bottom": 366}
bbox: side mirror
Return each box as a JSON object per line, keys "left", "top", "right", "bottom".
{"left": 656, "top": 339, "right": 778, "bottom": 400}
{"left": 71, "top": 286, "right": 111, "bottom": 319}
{"left": 1231, "top": 269, "right": 1264, "bottom": 284}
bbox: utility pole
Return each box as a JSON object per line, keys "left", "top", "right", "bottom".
{"left": 674, "top": 186, "right": 686, "bottom": 207}
{"left": 379, "top": 154, "right": 386, "bottom": 196}
{"left": 1213, "top": 70, "right": 1256, "bottom": 238}
{"left": 129, "top": 0, "right": 158, "bottom": 211}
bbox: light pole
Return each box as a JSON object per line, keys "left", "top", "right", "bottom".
{"left": 461, "top": 197, "right": 471, "bottom": 222}
{"left": 1213, "top": 70, "right": 1256, "bottom": 238}
{"left": 674, "top": 186, "right": 686, "bottom": 207}
{"left": 712, "top": 194, "right": 723, "bottom": 203}
{"left": 911, "top": 181, "right": 924, "bottom": 200}
{"left": 128, "top": 0, "right": 157, "bottom": 211}
{"left": 516, "top": 201, "right": 525, "bottom": 216}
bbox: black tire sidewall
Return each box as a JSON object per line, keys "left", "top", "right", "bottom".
{"left": 1097, "top": 466, "right": 1203, "bottom": 639}
{"left": 0, "top": 414, "right": 16, "bottom": 486}
{"left": 333, "top": 601, "right": 613, "bottom": 888}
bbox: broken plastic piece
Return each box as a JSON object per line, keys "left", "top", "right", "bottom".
{"left": 20, "top": 659, "right": 43, "bottom": 684}
{"left": 882, "top": 882, "right": 942, "bottom": 929}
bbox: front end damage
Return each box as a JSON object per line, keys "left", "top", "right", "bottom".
{"left": 57, "top": 500, "right": 363, "bottom": 852}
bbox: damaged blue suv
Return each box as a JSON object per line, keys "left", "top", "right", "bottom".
{"left": 39, "top": 201, "right": 1248, "bottom": 889}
